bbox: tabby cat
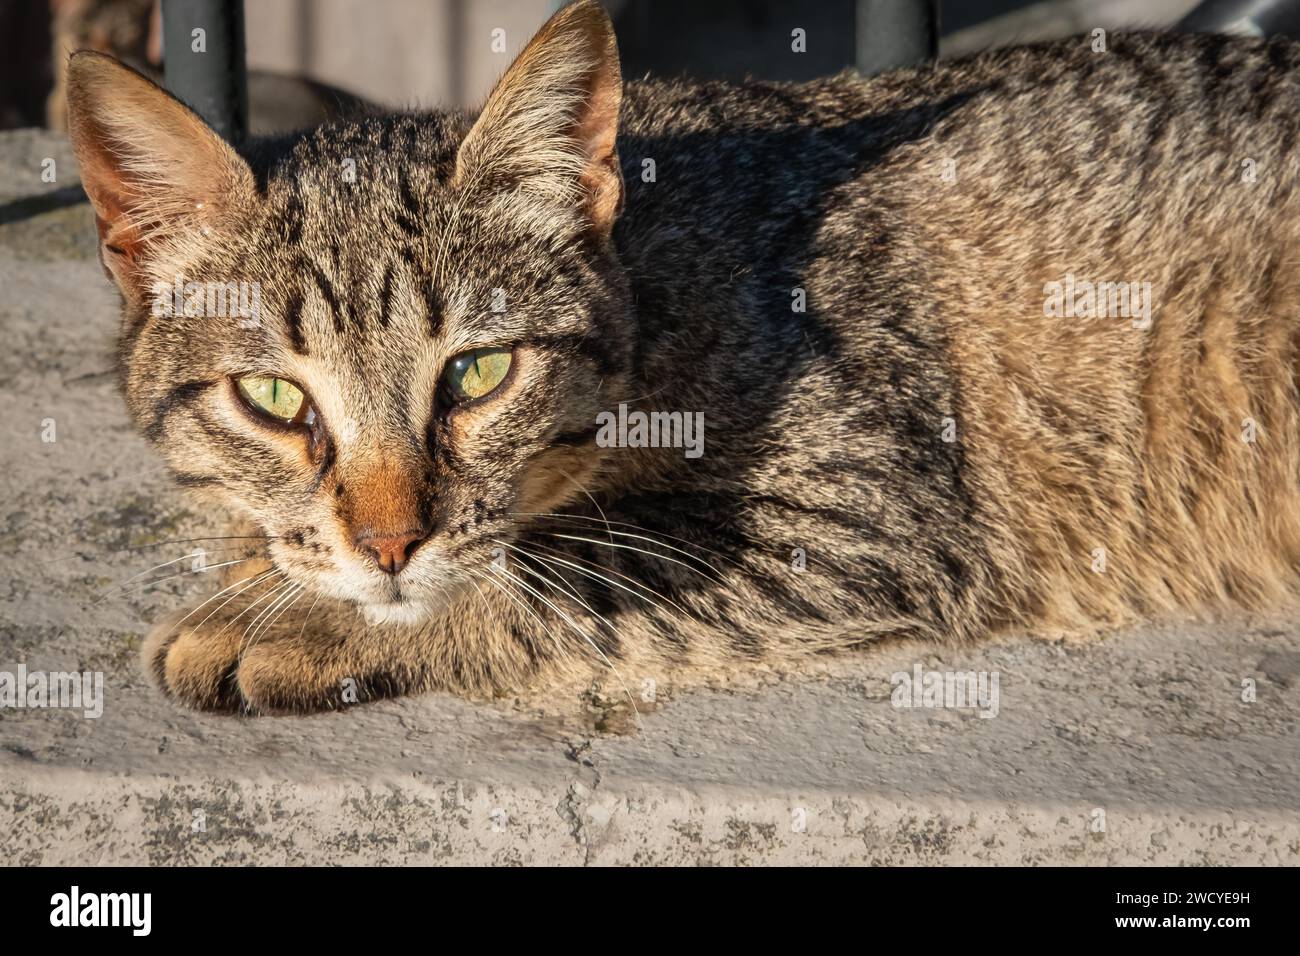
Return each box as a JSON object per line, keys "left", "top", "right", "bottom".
{"left": 67, "top": 2, "right": 1300, "bottom": 713}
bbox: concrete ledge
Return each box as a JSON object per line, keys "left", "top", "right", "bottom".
{"left": 1, "top": 129, "right": 1297, "bottom": 866}
{"left": 7, "top": 767, "right": 1296, "bottom": 866}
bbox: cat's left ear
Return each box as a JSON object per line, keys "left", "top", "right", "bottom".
{"left": 456, "top": 0, "right": 623, "bottom": 240}
{"left": 65, "top": 52, "right": 257, "bottom": 303}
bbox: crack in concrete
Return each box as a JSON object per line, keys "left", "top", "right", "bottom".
{"left": 559, "top": 737, "right": 603, "bottom": 864}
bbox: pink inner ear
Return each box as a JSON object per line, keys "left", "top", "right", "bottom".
{"left": 575, "top": 70, "right": 624, "bottom": 233}
{"left": 67, "top": 53, "right": 259, "bottom": 301}
{"left": 77, "top": 120, "right": 177, "bottom": 299}
{"left": 77, "top": 138, "right": 146, "bottom": 294}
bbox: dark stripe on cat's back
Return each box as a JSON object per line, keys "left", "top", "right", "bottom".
{"left": 1107, "top": 44, "right": 1175, "bottom": 183}
{"left": 1195, "top": 32, "right": 1235, "bottom": 141}
{"left": 378, "top": 262, "right": 395, "bottom": 327}
{"left": 1263, "top": 37, "right": 1300, "bottom": 157}
{"left": 745, "top": 493, "right": 881, "bottom": 536}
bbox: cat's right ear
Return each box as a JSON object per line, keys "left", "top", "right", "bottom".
{"left": 455, "top": 0, "right": 623, "bottom": 240}
{"left": 66, "top": 52, "right": 257, "bottom": 304}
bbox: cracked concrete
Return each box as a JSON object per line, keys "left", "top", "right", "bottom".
{"left": 1, "top": 129, "right": 1297, "bottom": 865}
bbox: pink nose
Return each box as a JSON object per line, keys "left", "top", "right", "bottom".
{"left": 355, "top": 529, "right": 426, "bottom": 574}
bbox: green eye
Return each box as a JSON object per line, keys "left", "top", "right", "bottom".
{"left": 442, "top": 347, "right": 513, "bottom": 403}
{"left": 236, "top": 375, "right": 309, "bottom": 423}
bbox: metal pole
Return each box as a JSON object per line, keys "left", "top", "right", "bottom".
{"left": 856, "top": 0, "right": 938, "bottom": 75}
{"left": 161, "top": 0, "right": 248, "bottom": 143}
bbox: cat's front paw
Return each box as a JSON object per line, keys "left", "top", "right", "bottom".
{"left": 143, "top": 601, "right": 414, "bottom": 714}
{"left": 143, "top": 606, "right": 248, "bottom": 712}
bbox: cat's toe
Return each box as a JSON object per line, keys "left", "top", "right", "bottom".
{"left": 235, "top": 643, "right": 350, "bottom": 714}
{"left": 142, "top": 612, "right": 245, "bottom": 712}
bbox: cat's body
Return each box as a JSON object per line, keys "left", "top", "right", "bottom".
{"left": 67, "top": 4, "right": 1300, "bottom": 712}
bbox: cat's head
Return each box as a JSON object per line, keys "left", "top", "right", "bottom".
{"left": 67, "top": 1, "right": 635, "bottom": 623}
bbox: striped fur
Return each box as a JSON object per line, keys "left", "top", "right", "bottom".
{"left": 67, "top": 2, "right": 1300, "bottom": 712}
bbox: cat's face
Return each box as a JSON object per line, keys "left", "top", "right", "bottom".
{"left": 129, "top": 155, "right": 631, "bottom": 623}
{"left": 67, "top": 2, "right": 631, "bottom": 622}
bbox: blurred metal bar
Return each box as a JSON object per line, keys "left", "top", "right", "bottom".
{"left": 1179, "top": 0, "right": 1300, "bottom": 37}
{"left": 856, "top": 0, "right": 938, "bottom": 74}
{"left": 161, "top": 0, "right": 248, "bottom": 142}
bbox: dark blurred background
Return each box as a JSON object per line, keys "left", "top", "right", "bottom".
{"left": 0, "top": 0, "right": 1218, "bottom": 136}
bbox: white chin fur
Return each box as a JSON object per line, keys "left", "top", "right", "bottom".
{"left": 359, "top": 600, "right": 432, "bottom": 627}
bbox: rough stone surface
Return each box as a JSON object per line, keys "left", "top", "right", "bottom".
{"left": 1, "top": 130, "right": 1296, "bottom": 865}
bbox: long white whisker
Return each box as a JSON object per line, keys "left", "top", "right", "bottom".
{"left": 555, "top": 467, "right": 615, "bottom": 547}
{"left": 213, "top": 573, "right": 290, "bottom": 641}
{"left": 521, "top": 540, "right": 685, "bottom": 614}
{"left": 108, "top": 547, "right": 242, "bottom": 590}
{"left": 471, "top": 565, "right": 570, "bottom": 664}
{"left": 493, "top": 538, "right": 656, "bottom": 620}
{"left": 543, "top": 532, "right": 724, "bottom": 583}
{"left": 239, "top": 581, "right": 301, "bottom": 663}
{"left": 251, "top": 584, "right": 306, "bottom": 651}
{"left": 94, "top": 550, "right": 265, "bottom": 605}
{"left": 296, "top": 591, "right": 324, "bottom": 642}
{"left": 491, "top": 562, "right": 638, "bottom": 719}
{"left": 509, "top": 511, "right": 734, "bottom": 568}
{"left": 249, "top": 582, "right": 303, "bottom": 647}
{"left": 527, "top": 541, "right": 691, "bottom": 608}
{"left": 467, "top": 567, "right": 513, "bottom": 627}
{"left": 40, "top": 534, "right": 279, "bottom": 567}
{"left": 186, "top": 568, "right": 279, "bottom": 634}
{"left": 504, "top": 549, "right": 614, "bottom": 632}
